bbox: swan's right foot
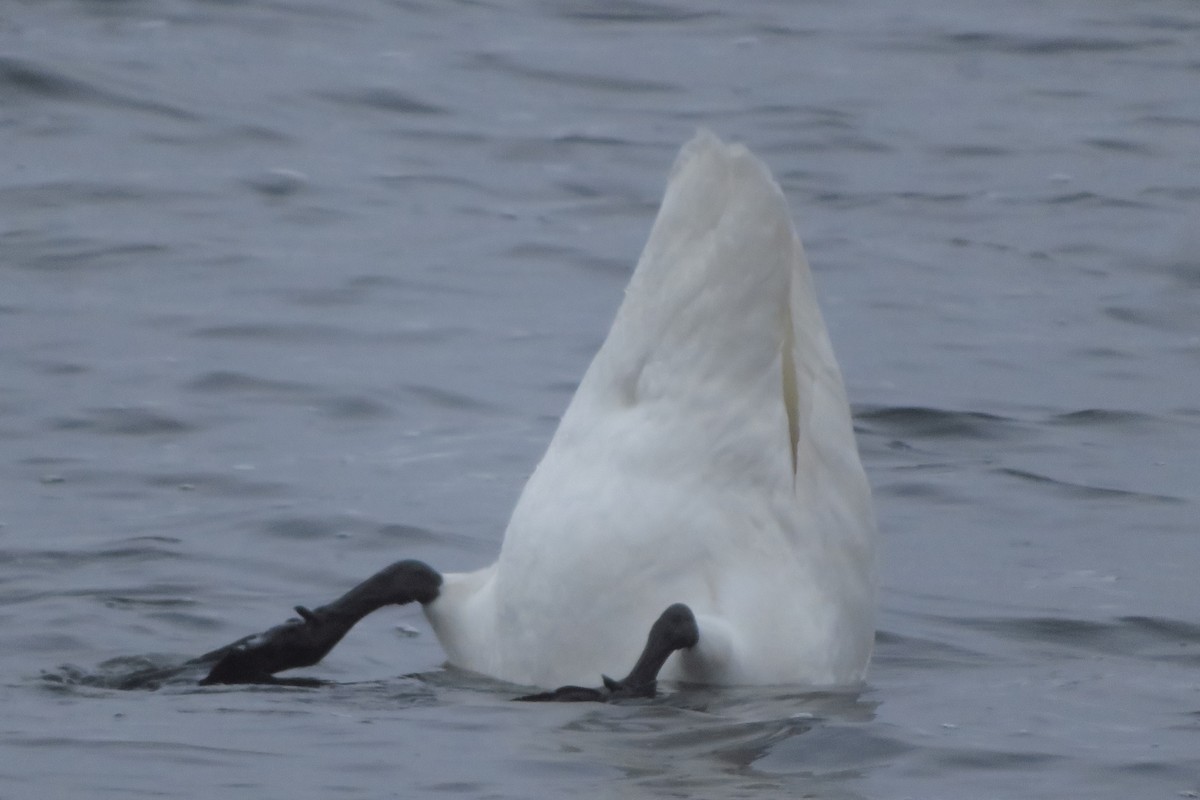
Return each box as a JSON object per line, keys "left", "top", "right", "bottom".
{"left": 194, "top": 559, "right": 442, "bottom": 685}
{"left": 517, "top": 603, "right": 699, "bottom": 702}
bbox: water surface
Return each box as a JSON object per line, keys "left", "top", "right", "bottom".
{"left": 2, "top": 1, "right": 1199, "bottom": 797}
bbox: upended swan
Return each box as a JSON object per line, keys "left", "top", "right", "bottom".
{"left": 197, "top": 131, "right": 877, "bottom": 698}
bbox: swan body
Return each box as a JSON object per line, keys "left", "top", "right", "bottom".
{"left": 424, "top": 131, "right": 876, "bottom": 689}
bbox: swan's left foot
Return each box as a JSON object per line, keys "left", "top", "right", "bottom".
{"left": 195, "top": 560, "right": 442, "bottom": 685}
{"left": 195, "top": 606, "right": 352, "bottom": 685}
{"left": 517, "top": 603, "right": 699, "bottom": 702}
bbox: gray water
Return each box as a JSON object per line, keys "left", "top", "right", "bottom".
{"left": 3, "top": 1, "right": 1199, "bottom": 797}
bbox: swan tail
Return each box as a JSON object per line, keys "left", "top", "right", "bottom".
{"left": 580, "top": 129, "right": 797, "bottom": 413}
{"left": 564, "top": 130, "right": 870, "bottom": 514}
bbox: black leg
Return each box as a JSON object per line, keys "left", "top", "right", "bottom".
{"left": 193, "top": 559, "right": 442, "bottom": 685}
{"left": 517, "top": 603, "right": 700, "bottom": 702}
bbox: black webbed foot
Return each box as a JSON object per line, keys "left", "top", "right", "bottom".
{"left": 194, "top": 559, "right": 442, "bottom": 685}
{"left": 194, "top": 607, "right": 344, "bottom": 685}
{"left": 516, "top": 603, "right": 699, "bottom": 703}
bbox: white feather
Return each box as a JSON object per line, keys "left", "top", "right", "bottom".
{"left": 424, "top": 130, "right": 877, "bottom": 689}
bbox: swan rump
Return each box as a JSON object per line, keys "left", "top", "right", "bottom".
{"left": 425, "top": 131, "right": 877, "bottom": 689}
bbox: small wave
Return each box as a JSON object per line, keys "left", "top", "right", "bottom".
{"left": 0, "top": 56, "right": 98, "bottom": 102}
{"left": 473, "top": 52, "right": 677, "bottom": 94}
{"left": 376, "top": 522, "right": 481, "bottom": 550}
{"left": 0, "top": 180, "right": 154, "bottom": 210}
{"left": 893, "top": 190, "right": 977, "bottom": 203}
{"left": 260, "top": 516, "right": 346, "bottom": 541}
{"left": 942, "top": 614, "right": 1200, "bottom": 659}
{"left": 1119, "top": 615, "right": 1200, "bottom": 644}
{"left": 1084, "top": 137, "right": 1157, "bottom": 156}
{"left": 930, "top": 746, "right": 1062, "bottom": 770}
{"left": 930, "top": 144, "right": 1011, "bottom": 158}
{"left": 257, "top": 513, "right": 481, "bottom": 547}
{"left": 855, "top": 406, "right": 1023, "bottom": 441}
{"left": 315, "top": 87, "right": 448, "bottom": 116}
{"left": 42, "top": 656, "right": 204, "bottom": 692}
{"left": 938, "top": 32, "right": 1152, "bottom": 56}
{"left": 1, "top": 581, "right": 199, "bottom": 612}
{"left": 184, "top": 370, "right": 392, "bottom": 420}
{"left": 275, "top": 284, "right": 370, "bottom": 308}
{"left": 875, "top": 479, "right": 973, "bottom": 505}
{"left": 241, "top": 168, "right": 309, "bottom": 199}
{"left": 186, "top": 370, "right": 314, "bottom": 395}
{"left": 0, "top": 543, "right": 184, "bottom": 603}
{"left": 191, "top": 322, "right": 358, "bottom": 343}
{"left": 873, "top": 629, "right": 990, "bottom": 669}
{"left": 507, "top": 241, "right": 630, "bottom": 277}
{"left": 1048, "top": 408, "right": 1160, "bottom": 427}
{"left": 321, "top": 395, "right": 392, "bottom": 420}
{"left": 102, "top": 594, "right": 199, "bottom": 610}
{"left": 144, "top": 471, "right": 287, "bottom": 498}
{"left": 1103, "top": 304, "right": 1189, "bottom": 330}
{"left": 994, "top": 467, "right": 1183, "bottom": 504}
{"left": 47, "top": 407, "right": 193, "bottom": 437}
{"left": 6, "top": 235, "right": 170, "bottom": 272}
{"left": 376, "top": 172, "right": 488, "bottom": 192}
{"left": 1068, "top": 345, "right": 1135, "bottom": 361}
{"left": 550, "top": 0, "right": 717, "bottom": 24}
{"left": 403, "top": 383, "right": 498, "bottom": 413}
{"left": 378, "top": 523, "right": 445, "bottom": 544}
{"left": 1045, "top": 190, "right": 1151, "bottom": 209}
{"left": 550, "top": 131, "right": 640, "bottom": 150}
{"left": 0, "top": 56, "right": 196, "bottom": 120}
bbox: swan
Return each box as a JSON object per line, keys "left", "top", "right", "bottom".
{"left": 198, "top": 130, "right": 877, "bottom": 696}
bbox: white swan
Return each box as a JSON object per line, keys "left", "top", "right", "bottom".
{"left": 196, "top": 131, "right": 876, "bottom": 693}
{"left": 423, "top": 130, "right": 877, "bottom": 689}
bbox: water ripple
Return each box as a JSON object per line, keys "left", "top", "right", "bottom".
{"left": 0, "top": 180, "right": 162, "bottom": 209}
{"left": 403, "top": 384, "right": 499, "bottom": 413}
{"left": 191, "top": 322, "right": 359, "bottom": 343}
{"left": 473, "top": 52, "right": 678, "bottom": 94}
{"left": 48, "top": 407, "right": 194, "bottom": 437}
{"left": 938, "top": 32, "right": 1160, "bottom": 55}
{"left": 548, "top": 0, "right": 717, "bottom": 24}
{"left": 929, "top": 746, "right": 1062, "bottom": 770}
{"left": 143, "top": 472, "right": 287, "bottom": 498}
{"left": 3, "top": 233, "right": 171, "bottom": 272}
{"left": 855, "top": 406, "right": 1024, "bottom": 441}
{"left": 1048, "top": 408, "right": 1161, "bottom": 427}
{"left": 994, "top": 467, "right": 1184, "bottom": 504}
{"left": 0, "top": 55, "right": 196, "bottom": 120}
{"left": 0, "top": 539, "right": 183, "bottom": 571}
{"left": 186, "top": 370, "right": 315, "bottom": 396}
{"left": 315, "top": 87, "right": 448, "bottom": 116}
{"left": 940, "top": 614, "right": 1200, "bottom": 659}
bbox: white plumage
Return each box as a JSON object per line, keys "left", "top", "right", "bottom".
{"left": 424, "top": 130, "right": 877, "bottom": 689}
